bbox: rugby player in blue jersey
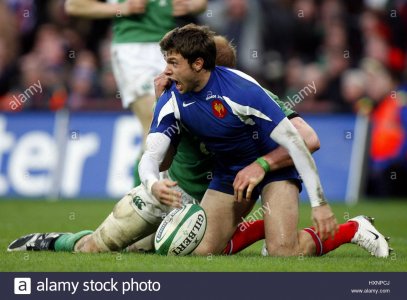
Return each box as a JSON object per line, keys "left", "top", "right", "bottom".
{"left": 140, "top": 24, "right": 390, "bottom": 257}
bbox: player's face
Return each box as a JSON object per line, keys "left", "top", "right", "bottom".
{"left": 164, "top": 52, "right": 198, "bottom": 94}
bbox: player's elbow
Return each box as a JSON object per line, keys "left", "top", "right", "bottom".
{"left": 291, "top": 117, "right": 320, "bottom": 153}
{"left": 306, "top": 131, "right": 320, "bottom": 153}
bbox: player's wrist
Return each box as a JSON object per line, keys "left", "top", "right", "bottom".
{"left": 146, "top": 178, "right": 159, "bottom": 195}
{"left": 310, "top": 197, "right": 328, "bottom": 208}
{"left": 255, "top": 157, "right": 270, "bottom": 173}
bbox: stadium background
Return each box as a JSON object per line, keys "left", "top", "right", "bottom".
{"left": 0, "top": 0, "right": 407, "bottom": 274}
{"left": 0, "top": 0, "right": 406, "bottom": 202}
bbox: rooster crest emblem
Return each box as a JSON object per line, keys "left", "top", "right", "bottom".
{"left": 211, "top": 100, "right": 227, "bottom": 118}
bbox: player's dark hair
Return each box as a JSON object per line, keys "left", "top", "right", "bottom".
{"left": 214, "top": 35, "right": 237, "bottom": 68}
{"left": 160, "top": 24, "right": 216, "bottom": 70}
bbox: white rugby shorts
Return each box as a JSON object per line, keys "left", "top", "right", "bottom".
{"left": 111, "top": 43, "right": 166, "bottom": 108}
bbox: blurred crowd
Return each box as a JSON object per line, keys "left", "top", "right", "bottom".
{"left": 202, "top": 0, "right": 407, "bottom": 115}
{"left": 0, "top": 0, "right": 118, "bottom": 111}
{"left": 0, "top": 0, "right": 406, "bottom": 195}
{"left": 0, "top": 0, "right": 406, "bottom": 113}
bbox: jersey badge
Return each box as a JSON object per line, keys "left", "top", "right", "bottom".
{"left": 212, "top": 100, "right": 227, "bottom": 118}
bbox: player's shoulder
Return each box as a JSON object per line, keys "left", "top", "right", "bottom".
{"left": 156, "top": 83, "right": 179, "bottom": 105}
{"left": 154, "top": 83, "right": 182, "bottom": 118}
{"left": 215, "top": 67, "right": 269, "bottom": 100}
{"left": 215, "top": 67, "right": 260, "bottom": 86}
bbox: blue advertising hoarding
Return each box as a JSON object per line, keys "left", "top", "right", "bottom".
{"left": 0, "top": 112, "right": 354, "bottom": 201}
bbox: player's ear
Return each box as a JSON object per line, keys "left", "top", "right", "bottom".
{"left": 192, "top": 58, "right": 204, "bottom": 72}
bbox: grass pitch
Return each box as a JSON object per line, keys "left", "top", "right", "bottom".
{"left": 1, "top": 199, "right": 406, "bottom": 272}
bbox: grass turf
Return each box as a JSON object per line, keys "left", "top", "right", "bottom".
{"left": 1, "top": 199, "right": 406, "bottom": 272}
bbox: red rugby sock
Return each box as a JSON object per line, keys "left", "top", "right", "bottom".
{"left": 304, "top": 221, "right": 358, "bottom": 256}
{"left": 223, "top": 220, "right": 265, "bottom": 255}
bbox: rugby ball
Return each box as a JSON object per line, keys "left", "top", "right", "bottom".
{"left": 154, "top": 204, "right": 207, "bottom": 256}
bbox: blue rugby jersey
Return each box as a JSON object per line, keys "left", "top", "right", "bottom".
{"left": 150, "top": 66, "right": 287, "bottom": 173}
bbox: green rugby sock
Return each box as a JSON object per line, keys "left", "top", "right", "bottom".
{"left": 53, "top": 230, "right": 93, "bottom": 252}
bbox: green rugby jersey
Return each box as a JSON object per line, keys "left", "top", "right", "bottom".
{"left": 110, "top": 0, "right": 174, "bottom": 43}
{"left": 168, "top": 90, "right": 297, "bottom": 201}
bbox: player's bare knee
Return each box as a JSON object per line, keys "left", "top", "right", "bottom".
{"left": 266, "top": 239, "right": 299, "bottom": 256}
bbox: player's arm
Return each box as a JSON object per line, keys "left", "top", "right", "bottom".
{"left": 264, "top": 90, "right": 320, "bottom": 169}
{"left": 233, "top": 117, "right": 319, "bottom": 200}
{"left": 233, "top": 92, "right": 319, "bottom": 197}
{"left": 172, "top": 0, "right": 208, "bottom": 17}
{"left": 139, "top": 92, "right": 182, "bottom": 207}
{"left": 154, "top": 72, "right": 177, "bottom": 172}
{"left": 262, "top": 116, "right": 320, "bottom": 171}
{"left": 139, "top": 132, "right": 181, "bottom": 208}
{"left": 65, "top": 0, "right": 146, "bottom": 19}
{"left": 159, "top": 144, "right": 176, "bottom": 171}
{"left": 270, "top": 118, "right": 337, "bottom": 240}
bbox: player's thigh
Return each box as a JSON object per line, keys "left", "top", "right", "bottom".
{"left": 111, "top": 43, "right": 164, "bottom": 109}
{"left": 262, "top": 180, "right": 301, "bottom": 256}
{"left": 194, "top": 189, "right": 253, "bottom": 255}
{"left": 130, "top": 94, "right": 156, "bottom": 130}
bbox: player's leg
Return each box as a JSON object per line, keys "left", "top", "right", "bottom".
{"left": 261, "top": 180, "right": 316, "bottom": 256}
{"left": 130, "top": 94, "right": 156, "bottom": 186}
{"left": 219, "top": 187, "right": 390, "bottom": 256}
{"left": 299, "top": 216, "right": 391, "bottom": 257}
{"left": 8, "top": 186, "right": 168, "bottom": 253}
{"left": 125, "top": 233, "right": 155, "bottom": 253}
{"left": 193, "top": 189, "right": 254, "bottom": 255}
{"left": 222, "top": 219, "right": 265, "bottom": 255}
{"left": 261, "top": 180, "right": 391, "bottom": 257}
{"left": 261, "top": 177, "right": 361, "bottom": 257}
{"left": 111, "top": 43, "right": 165, "bottom": 186}
{"left": 74, "top": 185, "right": 166, "bottom": 252}
{"left": 130, "top": 95, "right": 155, "bottom": 142}
{"left": 221, "top": 199, "right": 265, "bottom": 255}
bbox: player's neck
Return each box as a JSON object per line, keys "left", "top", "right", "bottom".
{"left": 192, "top": 70, "right": 211, "bottom": 93}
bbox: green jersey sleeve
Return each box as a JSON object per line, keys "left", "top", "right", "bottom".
{"left": 264, "top": 89, "right": 297, "bottom": 118}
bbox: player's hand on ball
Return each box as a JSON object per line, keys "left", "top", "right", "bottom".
{"left": 233, "top": 162, "right": 265, "bottom": 202}
{"left": 154, "top": 72, "right": 172, "bottom": 98}
{"left": 121, "top": 0, "right": 146, "bottom": 16}
{"left": 311, "top": 204, "right": 338, "bottom": 241}
{"left": 151, "top": 179, "right": 182, "bottom": 208}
